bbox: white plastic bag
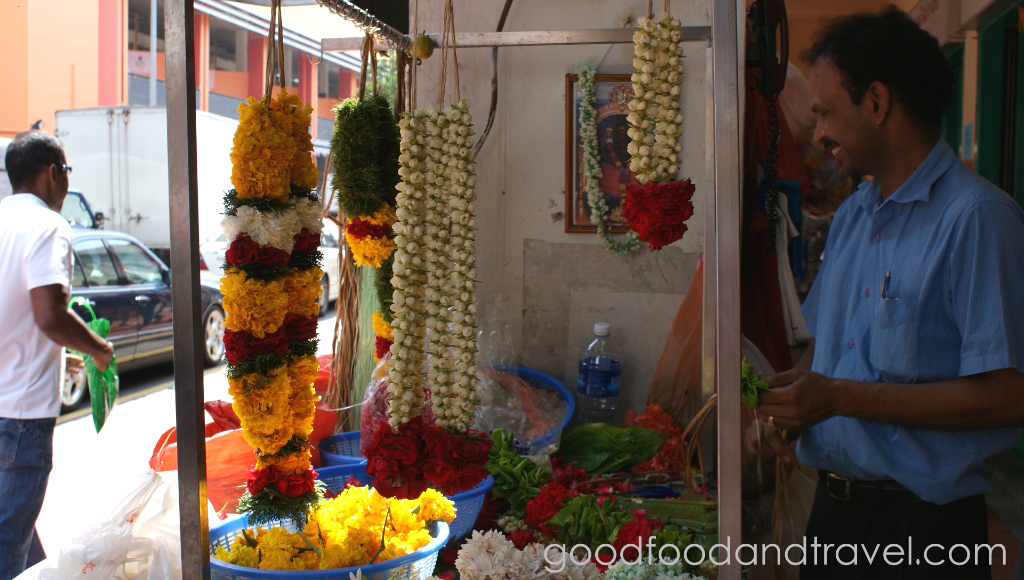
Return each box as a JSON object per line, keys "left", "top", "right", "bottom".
{"left": 18, "top": 470, "right": 184, "bottom": 580}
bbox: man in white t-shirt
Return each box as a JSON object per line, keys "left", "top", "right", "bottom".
{"left": 0, "top": 131, "right": 113, "bottom": 580}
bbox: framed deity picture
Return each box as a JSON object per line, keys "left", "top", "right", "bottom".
{"left": 564, "top": 73, "right": 638, "bottom": 233}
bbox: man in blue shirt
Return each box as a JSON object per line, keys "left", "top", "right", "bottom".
{"left": 746, "top": 7, "right": 1024, "bottom": 580}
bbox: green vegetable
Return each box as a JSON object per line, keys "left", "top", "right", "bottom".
{"left": 330, "top": 94, "right": 400, "bottom": 219}
{"left": 556, "top": 424, "right": 667, "bottom": 474}
{"left": 548, "top": 494, "right": 632, "bottom": 547}
{"left": 741, "top": 358, "right": 769, "bottom": 409}
{"left": 485, "top": 429, "right": 550, "bottom": 518}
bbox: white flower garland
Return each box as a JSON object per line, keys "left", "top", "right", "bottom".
{"left": 455, "top": 530, "right": 603, "bottom": 580}
{"left": 221, "top": 206, "right": 301, "bottom": 252}
{"left": 578, "top": 67, "right": 640, "bottom": 256}
{"left": 627, "top": 14, "right": 684, "bottom": 185}
{"left": 391, "top": 98, "right": 480, "bottom": 432}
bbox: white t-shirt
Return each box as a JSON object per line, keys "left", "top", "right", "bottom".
{"left": 0, "top": 194, "right": 73, "bottom": 419}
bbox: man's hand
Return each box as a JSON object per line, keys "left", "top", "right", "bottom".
{"left": 93, "top": 342, "right": 114, "bottom": 373}
{"left": 65, "top": 353, "right": 84, "bottom": 375}
{"left": 743, "top": 418, "right": 796, "bottom": 465}
{"left": 757, "top": 368, "right": 843, "bottom": 430}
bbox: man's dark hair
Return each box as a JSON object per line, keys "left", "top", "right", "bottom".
{"left": 5, "top": 130, "right": 65, "bottom": 189}
{"left": 803, "top": 5, "right": 954, "bottom": 130}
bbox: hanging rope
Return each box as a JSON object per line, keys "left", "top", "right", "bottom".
{"left": 358, "top": 33, "right": 380, "bottom": 101}
{"left": 262, "top": 0, "right": 288, "bottom": 100}
{"left": 410, "top": 0, "right": 419, "bottom": 110}
{"left": 436, "top": 0, "right": 461, "bottom": 107}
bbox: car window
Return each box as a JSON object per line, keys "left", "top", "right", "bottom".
{"left": 61, "top": 194, "right": 92, "bottom": 228}
{"left": 107, "top": 239, "right": 165, "bottom": 284}
{"left": 322, "top": 230, "right": 338, "bottom": 249}
{"left": 74, "top": 239, "right": 121, "bottom": 286}
{"left": 71, "top": 255, "right": 87, "bottom": 288}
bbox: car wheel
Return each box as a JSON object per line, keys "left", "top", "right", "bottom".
{"left": 203, "top": 306, "right": 226, "bottom": 367}
{"left": 61, "top": 367, "right": 88, "bottom": 413}
{"left": 318, "top": 275, "right": 331, "bottom": 317}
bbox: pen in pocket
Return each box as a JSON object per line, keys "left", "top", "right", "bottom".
{"left": 880, "top": 270, "right": 891, "bottom": 299}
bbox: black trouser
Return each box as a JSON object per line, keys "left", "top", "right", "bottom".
{"left": 802, "top": 478, "right": 993, "bottom": 580}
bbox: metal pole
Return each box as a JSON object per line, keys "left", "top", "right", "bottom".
{"left": 150, "top": 0, "right": 158, "bottom": 106}
{"left": 711, "top": 0, "right": 742, "bottom": 578}
{"left": 164, "top": 1, "right": 210, "bottom": 578}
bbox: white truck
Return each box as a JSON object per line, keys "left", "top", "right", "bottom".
{"left": 54, "top": 107, "right": 237, "bottom": 256}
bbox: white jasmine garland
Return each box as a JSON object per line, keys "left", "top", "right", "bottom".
{"left": 627, "top": 14, "right": 684, "bottom": 185}
{"left": 293, "top": 196, "right": 326, "bottom": 234}
{"left": 388, "top": 111, "right": 430, "bottom": 428}
{"left": 221, "top": 205, "right": 302, "bottom": 252}
{"left": 578, "top": 67, "right": 640, "bottom": 256}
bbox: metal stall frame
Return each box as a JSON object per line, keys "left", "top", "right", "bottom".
{"left": 164, "top": 1, "right": 743, "bottom": 578}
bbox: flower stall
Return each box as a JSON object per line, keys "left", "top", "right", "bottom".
{"left": 156, "top": 0, "right": 748, "bottom": 579}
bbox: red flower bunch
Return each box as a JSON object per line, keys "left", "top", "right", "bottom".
{"left": 612, "top": 510, "right": 665, "bottom": 563}
{"left": 245, "top": 464, "right": 318, "bottom": 497}
{"left": 374, "top": 336, "right": 393, "bottom": 361}
{"left": 524, "top": 482, "right": 578, "bottom": 538}
{"left": 223, "top": 328, "right": 291, "bottom": 366}
{"left": 423, "top": 429, "right": 492, "bottom": 495}
{"left": 225, "top": 234, "right": 291, "bottom": 266}
{"left": 622, "top": 179, "right": 696, "bottom": 251}
{"left": 293, "top": 228, "right": 321, "bottom": 255}
{"left": 364, "top": 416, "right": 430, "bottom": 500}
{"left": 551, "top": 457, "right": 589, "bottom": 492}
{"left": 347, "top": 219, "right": 391, "bottom": 239}
{"left": 509, "top": 529, "right": 535, "bottom": 549}
{"left": 624, "top": 404, "right": 685, "bottom": 473}
{"left": 282, "top": 314, "right": 318, "bottom": 341}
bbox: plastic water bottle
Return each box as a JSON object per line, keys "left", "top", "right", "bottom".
{"left": 576, "top": 323, "right": 622, "bottom": 424}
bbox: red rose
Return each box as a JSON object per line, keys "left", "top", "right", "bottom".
{"left": 365, "top": 417, "right": 430, "bottom": 499}
{"left": 293, "top": 228, "right": 321, "bottom": 255}
{"left": 223, "top": 328, "right": 291, "bottom": 366}
{"left": 275, "top": 468, "right": 317, "bottom": 497}
{"left": 225, "top": 234, "right": 290, "bottom": 266}
{"left": 284, "top": 315, "right": 318, "bottom": 341}
{"left": 423, "top": 429, "right": 491, "bottom": 495}
{"left": 552, "top": 457, "right": 588, "bottom": 492}
{"left": 622, "top": 179, "right": 696, "bottom": 251}
{"left": 612, "top": 511, "right": 665, "bottom": 563}
{"left": 347, "top": 219, "right": 391, "bottom": 240}
{"left": 509, "top": 529, "right": 535, "bottom": 549}
{"left": 246, "top": 465, "right": 278, "bottom": 496}
{"left": 375, "top": 336, "right": 394, "bottom": 361}
{"left": 524, "top": 482, "right": 577, "bottom": 538}
{"left": 344, "top": 476, "right": 363, "bottom": 489}
{"left": 437, "top": 571, "right": 456, "bottom": 580}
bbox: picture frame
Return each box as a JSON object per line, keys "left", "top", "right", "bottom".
{"left": 564, "top": 73, "right": 638, "bottom": 233}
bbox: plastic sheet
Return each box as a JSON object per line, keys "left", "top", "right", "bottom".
{"left": 359, "top": 354, "right": 435, "bottom": 455}
{"left": 473, "top": 368, "right": 566, "bottom": 451}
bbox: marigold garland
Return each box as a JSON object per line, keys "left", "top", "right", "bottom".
{"left": 222, "top": 87, "right": 325, "bottom": 526}
{"left": 345, "top": 205, "right": 397, "bottom": 268}
{"left": 372, "top": 311, "right": 394, "bottom": 362}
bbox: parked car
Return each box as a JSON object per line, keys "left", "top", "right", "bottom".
{"left": 200, "top": 220, "right": 342, "bottom": 316}
{"left": 61, "top": 229, "right": 225, "bottom": 412}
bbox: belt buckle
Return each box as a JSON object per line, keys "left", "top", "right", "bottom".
{"left": 827, "top": 472, "right": 853, "bottom": 501}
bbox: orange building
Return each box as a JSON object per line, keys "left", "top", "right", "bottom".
{"left": 0, "top": 0, "right": 361, "bottom": 142}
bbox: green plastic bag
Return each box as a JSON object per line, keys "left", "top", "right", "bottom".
{"left": 69, "top": 297, "right": 119, "bottom": 432}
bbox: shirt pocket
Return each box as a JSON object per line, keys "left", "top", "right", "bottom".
{"left": 870, "top": 298, "right": 921, "bottom": 383}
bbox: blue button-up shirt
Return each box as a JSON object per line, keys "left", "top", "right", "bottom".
{"left": 798, "top": 139, "right": 1024, "bottom": 504}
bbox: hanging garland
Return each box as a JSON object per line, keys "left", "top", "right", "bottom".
{"left": 578, "top": 67, "right": 641, "bottom": 256}
{"left": 222, "top": 89, "right": 326, "bottom": 527}
{"left": 219, "top": 1, "right": 325, "bottom": 526}
{"left": 627, "top": 14, "right": 684, "bottom": 185}
{"left": 363, "top": 0, "right": 491, "bottom": 500}
{"left": 620, "top": 10, "right": 697, "bottom": 252}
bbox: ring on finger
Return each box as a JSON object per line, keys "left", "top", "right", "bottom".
{"left": 767, "top": 416, "right": 775, "bottom": 427}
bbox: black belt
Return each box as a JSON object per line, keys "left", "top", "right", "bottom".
{"left": 818, "top": 470, "right": 928, "bottom": 505}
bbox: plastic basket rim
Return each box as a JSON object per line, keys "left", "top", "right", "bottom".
{"left": 491, "top": 365, "right": 574, "bottom": 442}
{"left": 448, "top": 474, "right": 494, "bottom": 502}
{"left": 209, "top": 519, "right": 449, "bottom": 579}
{"left": 318, "top": 433, "right": 366, "bottom": 465}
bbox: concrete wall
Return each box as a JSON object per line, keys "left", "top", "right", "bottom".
{"left": 409, "top": 0, "right": 711, "bottom": 418}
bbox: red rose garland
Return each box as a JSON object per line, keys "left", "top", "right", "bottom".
{"left": 622, "top": 178, "right": 696, "bottom": 251}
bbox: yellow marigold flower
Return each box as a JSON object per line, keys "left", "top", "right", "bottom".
{"left": 256, "top": 449, "right": 311, "bottom": 476}
{"left": 230, "top": 97, "right": 294, "bottom": 200}
{"left": 270, "top": 90, "right": 319, "bottom": 190}
{"left": 346, "top": 233, "right": 396, "bottom": 268}
{"left": 221, "top": 270, "right": 289, "bottom": 338}
{"left": 283, "top": 267, "right": 323, "bottom": 318}
{"left": 372, "top": 310, "right": 394, "bottom": 339}
{"left": 288, "top": 384, "right": 317, "bottom": 440}
{"left": 417, "top": 488, "right": 457, "bottom": 523}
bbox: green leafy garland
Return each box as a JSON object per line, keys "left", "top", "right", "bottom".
{"left": 578, "top": 66, "right": 641, "bottom": 256}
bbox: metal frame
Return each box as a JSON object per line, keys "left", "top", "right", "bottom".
{"left": 166, "top": 1, "right": 744, "bottom": 578}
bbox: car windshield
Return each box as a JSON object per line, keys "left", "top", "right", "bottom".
{"left": 61, "top": 194, "right": 92, "bottom": 227}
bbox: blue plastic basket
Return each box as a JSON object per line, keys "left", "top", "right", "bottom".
{"left": 316, "top": 463, "right": 492, "bottom": 546}
{"left": 319, "top": 432, "right": 366, "bottom": 466}
{"left": 492, "top": 365, "right": 574, "bottom": 455}
{"left": 210, "top": 518, "right": 448, "bottom": 580}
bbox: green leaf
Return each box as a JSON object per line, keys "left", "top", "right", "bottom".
{"left": 556, "top": 424, "right": 667, "bottom": 474}
{"left": 740, "top": 357, "right": 770, "bottom": 409}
